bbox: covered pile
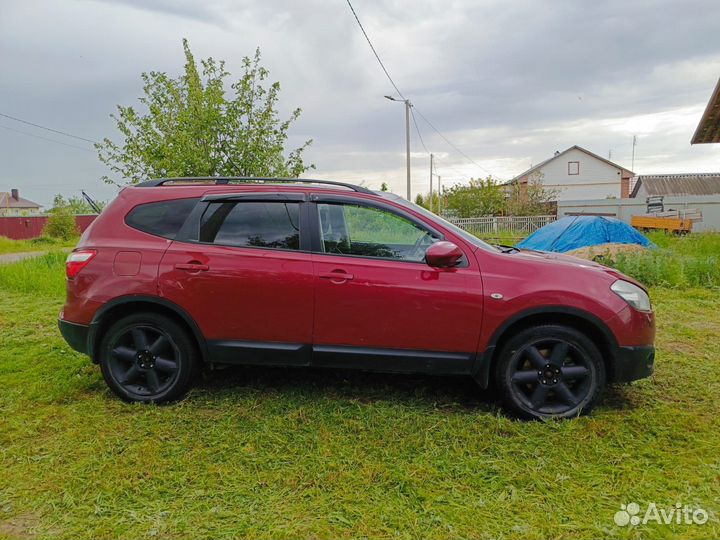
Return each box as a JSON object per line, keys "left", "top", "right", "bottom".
{"left": 516, "top": 216, "right": 652, "bottom": 253}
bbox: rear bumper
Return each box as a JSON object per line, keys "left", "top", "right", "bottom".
{"left": 58, "top": 317, "right": 90, "bottom": 356}
{"left": 612, "top": 345, "right": 655, "bottom": 383}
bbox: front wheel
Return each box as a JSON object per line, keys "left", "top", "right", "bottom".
{"left": 99, "top": 313, "right": 198, "bottom": 403}
{"left": 494, "top": 325, "right": 606, "bottom": 419}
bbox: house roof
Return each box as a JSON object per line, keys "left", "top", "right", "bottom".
{"left": 691, "top": 77, "right": 720, "bottom": 144}
{"left": 0, "top": 192, "right": 42, "bottom": 209}
{"left": 509, "top": 145, "right": 634, "bottom": 183}
{"left": 630, "top": 173, "right": 720, "bottom": 197}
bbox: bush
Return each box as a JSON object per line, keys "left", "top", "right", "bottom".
{"left": 43, "top": 208, "right": 79, "bottom": 240}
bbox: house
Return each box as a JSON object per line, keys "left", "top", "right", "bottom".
{"left": 691, "top": 77, "right": 720, "bottom": 144}
{"left": 0, "top": 189, "right": 42, "bottom": 216}
{"left": 630, "top": 173, "right": 720, "bottom": 199}
{"left": 509, "top": 145, "right": 635, "bottom": 201}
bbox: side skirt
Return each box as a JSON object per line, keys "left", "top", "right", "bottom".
{"left": 207, "top": 340, "right": 476, "bottom": 375}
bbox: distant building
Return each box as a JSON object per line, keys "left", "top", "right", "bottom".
{"left": 0, "top": 189, "right": 42, "bottom": 216}
{"left": 509, "top": 145, "right": 635, "bottom": 201}
{"left": 691, "top": 77, "right": 720, "bottom": 144}
{"left": 630, "top": 173, "right": 720, "bottom": 199}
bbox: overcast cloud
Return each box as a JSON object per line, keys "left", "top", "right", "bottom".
{"left": 1, "top": 0, "right": 719, "bottom": 206}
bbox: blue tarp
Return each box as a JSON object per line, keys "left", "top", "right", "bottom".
{"left": 516, "top": 216, "right": 652, "bottom": 253}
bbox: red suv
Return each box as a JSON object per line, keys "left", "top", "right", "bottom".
{"left": 59, "top": 178, "right": 655, "bottom": 419}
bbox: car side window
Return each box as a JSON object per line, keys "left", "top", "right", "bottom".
{"left": 125, "top": 197, "right": 199, "bottom": 239}
{"left": 317, "top": 203, "right": 437, "bottom": 262}
{"left": 199, "top": 201, "right": 300, "bottom": 250}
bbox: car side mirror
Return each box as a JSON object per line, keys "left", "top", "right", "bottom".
{"left": 425, "top": 241, "right": 463, "bottom": 268}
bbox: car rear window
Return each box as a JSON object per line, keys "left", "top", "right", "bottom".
{"left": 199, "top": 201, "right": 300, "bottom": 250}
{"left": 125, "top": 198, "right": 199, "bottom": 239}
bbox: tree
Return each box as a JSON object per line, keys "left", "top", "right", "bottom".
{"left": 380, "top": 182, "right": 390, "bottom": 192}
{"left": 51, "top": 194, "right": 106, "bottom": 214}
{"left": 505, "top": 173, "right": 558, "bottom": 216}
{"left": 444, "top": 177, "right": 504, "bottom": 218}
{"left": 96, "top": 40, "right": 313, "bottom": 185}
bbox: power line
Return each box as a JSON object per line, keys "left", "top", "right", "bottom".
{"left": 344, "top": 0, "right": 405, "bottom": 100}
{"left": 343, "top": 0, "right": 499, "bottom": 180}
{"left": 412, "top": 108, "right": 497, "bottom": 178}
{"left": 0, "top": 112, "right": 98, "bottom": 144}
{"left": 0, "top": 123, "right": 96, "bottom": 153}
{"left": 409, "top": 107, "right": 429, "bottom": 154}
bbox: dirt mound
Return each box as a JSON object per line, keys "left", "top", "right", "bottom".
{"left": 566, "top": 242, "right": 647, "bottom": 261}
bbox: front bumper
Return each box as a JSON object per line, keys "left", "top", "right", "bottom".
{"left": 613, "top": 345, "right": 655, "bottom": 382}
{"left": 58, "top": 317, "right": 90, "bottom": 355}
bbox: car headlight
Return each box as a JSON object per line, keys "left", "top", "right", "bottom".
{"left": 611, "top": 280, "right": 651, "bottom": 311}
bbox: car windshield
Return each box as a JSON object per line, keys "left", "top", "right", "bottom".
{"left": 378, "top": 193, "right": 501, "bottom": 252}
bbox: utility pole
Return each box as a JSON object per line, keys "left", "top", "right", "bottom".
{"left": 631, "top": 135, "right": 637, "bottom": 171}
{"left": 429, "top": 153, "right": 434, "bottom": 213}
{"left": 437, "top": 175, "right": 442, "bottom": 216}
{"left": 384, "top": 95, "right": 412, "bottom": 200}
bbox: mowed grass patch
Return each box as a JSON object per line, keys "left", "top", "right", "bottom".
{"left": 0, "top": 263, "right": 719, "bottom": 537}
{"left": 0, "top": 235, "right": 77, "bottom": 255}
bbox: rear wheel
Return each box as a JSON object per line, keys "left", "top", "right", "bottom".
{"left": 99, "top": 313, "right": 198, "bottom": 403}
{"left": 495, "top": 325, "right": 605, "bottom": 419}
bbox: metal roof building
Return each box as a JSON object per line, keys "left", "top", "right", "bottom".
{"left": 630, "top": 173, "right": 720, "bottom": 198}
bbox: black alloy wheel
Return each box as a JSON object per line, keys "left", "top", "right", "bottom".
{"left": 496, "top": 325, "right": 605, "bottom": 419}
{"left": 99, "top": 313, "right": 197, "bottom": 403}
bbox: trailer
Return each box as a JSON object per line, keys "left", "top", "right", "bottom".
{"left": 631, "top": 197, "right": 703, "bottom": 233}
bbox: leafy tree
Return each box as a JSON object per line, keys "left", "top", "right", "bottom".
{"left": 444, "top": 177, "right": 504, "bottom": 218}
{"left": 380, "top": 182, "right": 390, "bottom": 192}
{"left": 96, "top": 40, "right": 313, "bottom": 185}
{"left": 52, "top": 194, "right": 106, "bottom": 214}
{"left": 505, "top": 173, "right": 558, "bottom": 216}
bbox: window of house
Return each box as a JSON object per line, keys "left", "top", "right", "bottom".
{"left": 568, "top": 161, "right": 580, "bottom": 175}
{"left": 199, "top": 201, "right": 300, "bottom": 250}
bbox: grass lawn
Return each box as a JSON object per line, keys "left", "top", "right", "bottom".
{"left": 1, "top": 256, "right": 719, "bottom": 538}
{"left": 0, "top": 236, "right": 77, "bottom": 255}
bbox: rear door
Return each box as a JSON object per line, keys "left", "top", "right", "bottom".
{"left": 158, "top": 193, "right": 314, "bottom": 365}
{"left": 310, "top": 195, "right": 484, "bottom": 373}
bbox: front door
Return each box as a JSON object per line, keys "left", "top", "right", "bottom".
{"left": 310, "top": 199, "right": 484, "bottom": 373}
{"left": 158, "top": 197, "right": 314, "bottom": 365}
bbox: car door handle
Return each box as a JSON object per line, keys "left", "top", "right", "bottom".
{"left": 175, "top": 262, "right": 209, "bottom": 272}
{"left": 319, "top": 271, "right": 354, "bottom": 282}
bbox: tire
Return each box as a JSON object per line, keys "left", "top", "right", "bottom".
{"left": 99, "top": 313, "right": 198, "bottom": 403}
{"left": 494, "top": 324, "right": 606, "bottom": 420}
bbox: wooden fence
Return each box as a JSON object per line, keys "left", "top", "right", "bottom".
{"left": 446, "top": 215, "right": 556, "bottom": 236}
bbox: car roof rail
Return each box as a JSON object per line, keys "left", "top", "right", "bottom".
{"left": 134, "top": 177, "right": 374, "bottom": 195}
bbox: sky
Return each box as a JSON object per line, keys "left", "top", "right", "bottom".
{"left": 1, "top": 0, "right": 719, "bottom": 207}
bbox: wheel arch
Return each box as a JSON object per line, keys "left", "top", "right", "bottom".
{"left": 87, "top": 295, "right": 209, "bottom": 364}
{"left": 473, "top": 306, "right": 619, "bottom": 388}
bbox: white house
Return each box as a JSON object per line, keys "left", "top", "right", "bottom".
{"left": 509, "top": 145, "right": 635, "bottom": 201}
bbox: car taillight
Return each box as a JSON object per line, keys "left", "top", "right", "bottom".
{"left": 66, "top": 250, "right": 97, "bottom": 279}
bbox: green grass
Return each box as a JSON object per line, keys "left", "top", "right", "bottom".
{"left": 0, "top": 235, "right": 77, "bottom": 255}
{"left": 0, "top": 251, "right": 67, "bottom": 297}
{"left": 1, "top": 247, "right": 719, "bottom": 538}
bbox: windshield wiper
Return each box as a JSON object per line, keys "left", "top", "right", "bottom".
{"left": 494, "top": 244, "right": 520, "bottom": 253}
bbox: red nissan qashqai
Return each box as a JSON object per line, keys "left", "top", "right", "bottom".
{"left": 59, "top": 178, "right": 655, "bottom": 419}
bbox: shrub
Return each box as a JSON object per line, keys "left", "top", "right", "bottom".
{"left": 43, "top": 208, "right": 79, "bottom": 240}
